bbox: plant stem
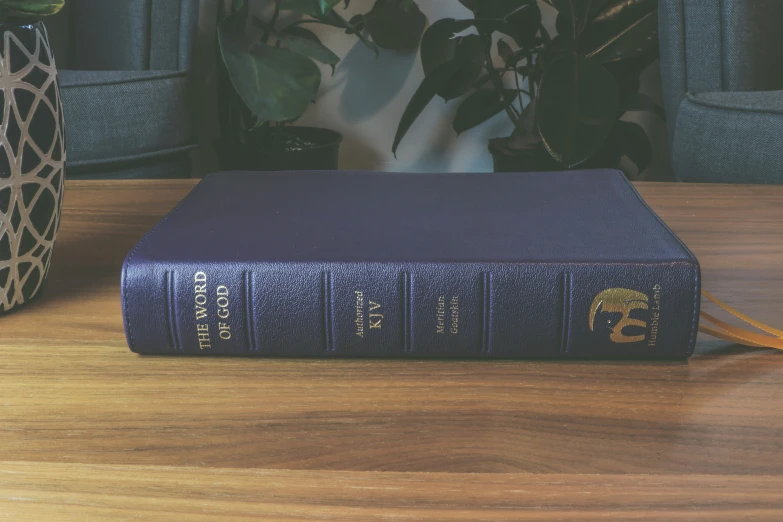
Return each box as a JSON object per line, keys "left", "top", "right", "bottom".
{"left": 527, "top": 50, "right": 538, "bottom": 135}
{"left": 481, "top": 33, "right": 521, "bottom": 125}
{"left": 539, "top": 24, "right": 551, "bottom": 46}
{"left": 578, "top": 0, "right": 591, "bottom": 40}
{"left": 570, "top": 0, "right": 577, "bottom": 41}
{"left": 527, "top": 51, "right": 536, "bottom": 100}
{"left": 262, "top": 0, "right": 282, "bottom": 44}
{"left": 513, "top": 65, "right": 525, "bottom": 114}
{"left": 285, "top": 18, "right": 328, "bottom": 27}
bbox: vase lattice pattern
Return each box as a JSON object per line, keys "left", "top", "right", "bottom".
{"left": 0, "top": 24, "right": 65, "bottom": 313}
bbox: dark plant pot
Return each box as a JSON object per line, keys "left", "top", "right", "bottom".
{"left": 0, "top": 22, "right": 66, "bottom": 314}
{"left": 250, "top": 126, "right": 342, "bottom": 171}
{"left": 489, "top": 136, "right": 626, "bottom": 174}
{"left": 489, "top": 137, "right": 560, "bottom": 173}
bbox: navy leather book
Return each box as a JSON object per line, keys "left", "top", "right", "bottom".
{"left": 121, "top": 170, "right": 701, "bottom": 358}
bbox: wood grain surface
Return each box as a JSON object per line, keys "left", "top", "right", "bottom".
{"left": 2, "top": 180, "right": 783, "bottom": 520}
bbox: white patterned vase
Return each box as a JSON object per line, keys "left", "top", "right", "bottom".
{"left": 0, "top": 22, "right": 65, "bottom": 314}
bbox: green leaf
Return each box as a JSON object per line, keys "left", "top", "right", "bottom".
{"left": 608, "top": 120, "right": 652, "bottom": 175}
{"left": 219, "top": 11, "right": 321, "bottom": 124}
{"left": 456, "top": 34, "right": 486, "bottom": 65}
{"left": 592, "top": 0, "right": 656, "bottom": 26}
{"left": 453, "top": 89, "right": 517, "bottom": 134}
{"left": 474, "top": 0, "right": 535, "bottom": 21}
{"left": 497, "top": 39, "right": 514, "bottom": 67}
{"left": 554, "top": 11, "right": 571, "bottom": 39}
{"left": 464, "top": 0, "right": 541, "bottom": 46}
{"left": 620, "top": 92, "right": 665, "bottom": 121}
{"left": 420, "top": 20, "right": 486, "bottom": 100}
{"left": 433, "top": 5, "right": 538, "bottom": 46}
{"left": 317, "top": 9, "right": 379, "bottom": 55}
{"left": 458, "top": 0, "right": 478, "bottom": 12}
{"left": 543, "top": 0, "right": 611, "bottom": 18}
{"left": 472, "top": 73, "right": 493, "bottom": 89}
{"left": 392, "top": 60, "right": 464, "bottom": 155}
{"left": 440, "top": 34, "right": 486, "bottom": 100}
{"left": 586, "top": 0, "right": 658, "bottom": 63}
{"left": 420, "top": 19, "right": 461, "bottom": 75}
{"left": 364, "top": 0, "right": 427, "bottom": 50}
{"left": 500, "top": 1, "right": 542, "bottom": 45}
{"left": 548, "top": 0, "right": 610, "bottom": 40}
{"left": 602, "top": 44, "right": 657, "bottom": 103}
{"left": 279, "top": 26, "right": 340, "bottom": 73}
{"left": 589, "top": 0, "right": 613, "bottom": 17}
{"left": 1, "top": 0, "right": 64, "bottom": 17}
{"left": 280, "top": 0, "right": 342, "bottom": 17}
{"left": 536, "top": 34, "right": 575, "bottom": 73}
{"left": 537, "top": 53, "right": 618, "bottom": 167}
{"left": 346, "top": 14, "right": 365, "bottom": 33}
{"left": 252, "top": 15, "right": 276, "bottom": 33}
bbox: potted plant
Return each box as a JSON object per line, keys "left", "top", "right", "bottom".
{"left": 392, "top": 0, "right": 664, "bottom": 177}
{"left": 0, "top": 0, "right": 66, "bottom": 314}
{"left": 216, "top": 0, "right": 426, "bottom": 171}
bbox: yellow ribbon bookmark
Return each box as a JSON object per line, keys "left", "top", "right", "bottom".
{"left": 698, "top": 290, "right": 783, "bottom": 350}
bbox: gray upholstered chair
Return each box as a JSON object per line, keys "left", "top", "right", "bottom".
{"left": 658, "top": 0, "right": 783, "bottom": 184}
{"left": 45, "top": 0, "right": 200, "bottom": 179}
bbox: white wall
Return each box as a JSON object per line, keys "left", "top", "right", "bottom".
{"left": 195, "top": 0, "right": 672, "bottom": 179}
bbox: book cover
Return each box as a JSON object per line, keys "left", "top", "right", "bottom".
{"left": 121, "top": 170, "right": 700, "bottom": 358}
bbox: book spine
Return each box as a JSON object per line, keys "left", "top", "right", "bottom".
{"left": 121, "top": 260, "right": 700, "bottom": 357}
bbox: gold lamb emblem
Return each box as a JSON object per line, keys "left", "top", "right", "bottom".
{"left": 589, "top": 288, "right": 649, "bottom": 344}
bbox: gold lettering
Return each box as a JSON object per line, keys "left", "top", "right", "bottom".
{"left": 216, "top": 290, "right": 230, "bottom": 319}
{"left": 194, "top": 272, "right": 208, "bottom": 321}
{"left": 449, "top": 295, "right": 459, "bottom": 335}
{"left": 369, "top": 301, "right": 382, "bottom": 329}
{"left": 218, "top": 321, "right": 231, "bottom": 340}
{"left": 648, "top": 312, "right": 660, "bottom": 347}
{"left": 197, "top": 323, "right": 211, "bottom": 350}
{"left": 214, "top": 285, "right": 231, "bottom": 336}
{"left": 354, "top": 290, "right": 364, "bottom": 338}
{"left": 648, "top": 284, "right": 662, "bottom": 347}
{"left": 436, "top": 296, "right": 445, "bottom": 334}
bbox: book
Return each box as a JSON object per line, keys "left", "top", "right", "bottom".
{"left": 121, "top": 170, "right": 700, "bottom": 358}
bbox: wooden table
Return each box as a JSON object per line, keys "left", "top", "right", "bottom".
{"left": 2, "top": 180, "right": 783, "bottom": 521}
